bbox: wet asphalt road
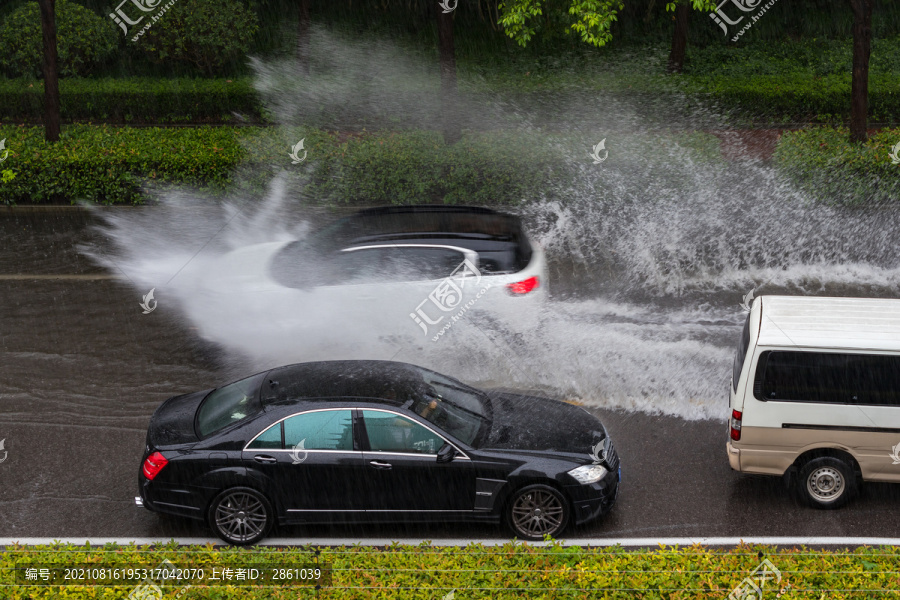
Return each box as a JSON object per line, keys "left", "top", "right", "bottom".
{"left": 2, "top": 208, "right": 900, "bottom": 542}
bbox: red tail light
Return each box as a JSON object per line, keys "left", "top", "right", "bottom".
{"left": 730, "top": 410, "right": 742, "bottom": 441}
{"left": 507, "top": 276, "right": 539, "bottom": 295}
{"left": 142, "top": 452, "right": 168, "bottom": 481}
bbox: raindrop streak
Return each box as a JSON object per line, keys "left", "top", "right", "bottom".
{"left": 82, "top": 30, "right": 900, "bottom": 422}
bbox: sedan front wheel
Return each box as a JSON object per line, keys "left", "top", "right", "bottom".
{"left": 506, "top": 484, "right": 570, "bottom": 541}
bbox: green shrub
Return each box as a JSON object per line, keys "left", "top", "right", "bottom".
{"left": 684, "top": 37, "right": 900, "bottom": 79}
{"left": 677, "top": 37, "right": 900, "bottom": 124}
{"left": 0, "top": 125, "right": 727, "bottom": 206}
{"left": 0, "top": 78, "right": 266, "bottom": 124}
{"left": 683, "top": 74, "right": 900, "bottom": 125}
{"left": 0, "top": 126, "right": 568, "bottom": 206}
{"left": 0, "top": 0, "right": 118, "bottom": 78}
{"left": 0, "top": 124, "right": 248, "bottom": 204}
{"left": 311, "top": 131, "right": 563, "bottom": 206}
{"left": 136, "top": 0, "right": 259, "bottom": 76}
{"left": 2, "top": 541, "right": 900, "bottom": 599}
{"left": 774, "top": 126, "right": 900, "bottom": 204}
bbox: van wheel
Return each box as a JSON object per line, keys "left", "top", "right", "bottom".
{"left": 795, "top": 457, "right": 857, "bottom": 509}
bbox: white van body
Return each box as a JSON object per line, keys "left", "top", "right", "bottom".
{"left": 727, "top": 295, "right": 900, "bottom": 507}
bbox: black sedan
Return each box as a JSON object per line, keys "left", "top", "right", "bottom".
{"left": 136, "top": 361, "right": 620, "bottom": 545}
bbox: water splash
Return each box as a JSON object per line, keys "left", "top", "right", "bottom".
{"left": 81, "top": 31, "right": 900, "bottom": 422}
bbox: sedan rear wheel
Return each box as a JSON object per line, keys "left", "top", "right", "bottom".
{"left": 208, "top": 487, "right": 273, "bottom": 545}
{"left": 506, "top": 484, "right": 570, "bottom": 541}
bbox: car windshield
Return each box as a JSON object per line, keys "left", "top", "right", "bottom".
{"left": 409, "top": 368, "right": 490, "bottom": 446}
{"left": 196, "top": 372, "right": 266, "bottom": 438}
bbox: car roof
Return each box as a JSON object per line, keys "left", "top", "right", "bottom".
{"left": 260, "top": 360, "right": 433, "bottom": 406}
{"left": 323, "top": 205, "right": 525, "bottom": 248}
{"left": 756, "top": 295, "right": 900, "bottom": 352}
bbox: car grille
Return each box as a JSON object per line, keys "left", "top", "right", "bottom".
{"left": 604, "top": 441, "right": 620, "bottom": 472}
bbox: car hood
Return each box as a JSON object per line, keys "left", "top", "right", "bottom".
{"left": 480, "top": 391, "right": 606, "bottom": 457}
{"left": 147, "top": 389, "right": 210, "bottom": 448}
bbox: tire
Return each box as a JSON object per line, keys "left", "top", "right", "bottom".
{"left": 795, "top": 456, "right": 857, "bottom": 509}
{"left": 505, "top": 484, "right": 571, "bottom": 541}
{"left": 208, "top": 487, "right": 274, "bottom": 545}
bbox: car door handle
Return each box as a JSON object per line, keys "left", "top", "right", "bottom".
{"left": 253, "top": 455, "right": 277, "bottom": 464}
{"left": 369, "top": 460, "right": 392, "bottom": 470}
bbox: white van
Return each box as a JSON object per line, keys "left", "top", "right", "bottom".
{"left": 728, "top": 295, "right": 900, "bottom": 508}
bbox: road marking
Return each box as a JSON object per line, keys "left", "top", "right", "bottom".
{"left": 0, "top": 274, "right": 116, "bottom": 280}
{"left": 4, "top": 537, "right": 900, "bottom": 547}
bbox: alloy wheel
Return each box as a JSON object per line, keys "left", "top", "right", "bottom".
{"left": 510, "top": 487, "right": 566, "bottom": 538}
{"left": 214, "top": 490, "right": 269, "bottom": 544}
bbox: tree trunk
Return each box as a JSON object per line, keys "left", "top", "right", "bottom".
{"left": 297, "top": 0, "right": 311, "bottom": 75}
{"left": 435, "top": 4, "right": 460, "bottom": 144}
{"left": 38, "top": 0, "right": 60, "bottom": 142}
{"left": 667, "top": 3, "right": 690, "bottom": 73}
{"left": 848, "top": 0, "right": 874, "bottom": 143}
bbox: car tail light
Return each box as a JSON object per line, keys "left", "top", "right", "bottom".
{"left": 142, "top": 452, "right": 168, "bottom": 481}
{"left": 730, "top": 410, "right": 742, "bottom": 441}
{"left": 507, "top": 276, "right": 539, "bottom": 295}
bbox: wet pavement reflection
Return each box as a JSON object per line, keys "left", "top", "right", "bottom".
{"left": 2, "top": 208, "right": 900, "bottom": 540}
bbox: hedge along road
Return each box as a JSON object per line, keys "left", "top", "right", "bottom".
{"left": 3, "top": 208, "right": 900, "bottom": 543}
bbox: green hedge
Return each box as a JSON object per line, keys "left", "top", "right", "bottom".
{"left": 686, "top": 74, "right": 900, "bottom": 125}
{"left": 0, "top": 126, "right": 564, "bottom": 205}
{"left": 0, "top": 125, "right": 251, "bottom": 203}
{"left": 0, "top": 78, "right": 265, "bottom": 124}
{"left": 0, "top": 125, "right": 726, "bottom": 206}
{"left": 2, "top": 541, "right": 900, "bottom": 599}
{"left": 774, "top": 127, "right": 900, "bottom": 204}
{"left": 311, "top": 130, "right": 565, "bottom": 206}
{"left": 3, "top": 72, "right": 900, "bottom": 127}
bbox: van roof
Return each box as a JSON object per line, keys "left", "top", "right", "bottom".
{"left": 757, "top": 295, "right": 900, "bottom": 352}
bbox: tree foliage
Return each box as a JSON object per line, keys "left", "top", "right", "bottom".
{"left": 0, "top": 0, "right": 117, "bottom": 78}
{"left": 137, "top": 0, "right": 259, "bottom": 76}
{"left": 499, "top": 0, "right": 717, "bottom": 48}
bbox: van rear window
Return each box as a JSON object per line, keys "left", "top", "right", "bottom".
{"left": 754, "top": 351, "right": 900, "bottom": 405}
{"left": 732, "top": 313, "right": 752, "bottom": 392}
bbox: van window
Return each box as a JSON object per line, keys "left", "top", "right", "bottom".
{"left": 754, "top": 351, "right": 900, "bottom": 406}
{"left": 732, "top": 313, "right": 752, "bottom": 392}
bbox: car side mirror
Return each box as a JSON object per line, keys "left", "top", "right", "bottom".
{"left": 436, "top": 442, "right": 456, "bottom": 463}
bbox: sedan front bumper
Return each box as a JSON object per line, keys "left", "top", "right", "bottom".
{"left": 566, "top": 465, "right": 620, "bottom": 525}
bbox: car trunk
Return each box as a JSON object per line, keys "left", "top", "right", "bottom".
{"left": 146, "top": 389, "right": 210, "bottom": 448}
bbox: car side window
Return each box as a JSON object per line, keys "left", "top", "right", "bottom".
{"left": 385, "top": 247, "right": 466, "bottom": 280}
{"left": 283, "top": 410, "right": 354, "bottom": 451}
{"left": 362, "top": 410, "right": 445, "bottom": 455}
{"left": 338, "top": 247, "right": 467, "bottom": 283}
{"left": 247, "top": 422, "right": 282, "bottom": 449}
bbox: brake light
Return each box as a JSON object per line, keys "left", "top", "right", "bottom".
{"left": 142, "top": 452, "right": 168, "bottom": 481}
{"left": 730, "top": 410, "right": 742, "bottom": 441}
{"left": 507, "top": 276, "right": 539, "bottom": 295}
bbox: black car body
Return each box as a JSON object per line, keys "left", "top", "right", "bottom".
{"left": 137, "top": 361, "right": 620, "bottom": 544}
